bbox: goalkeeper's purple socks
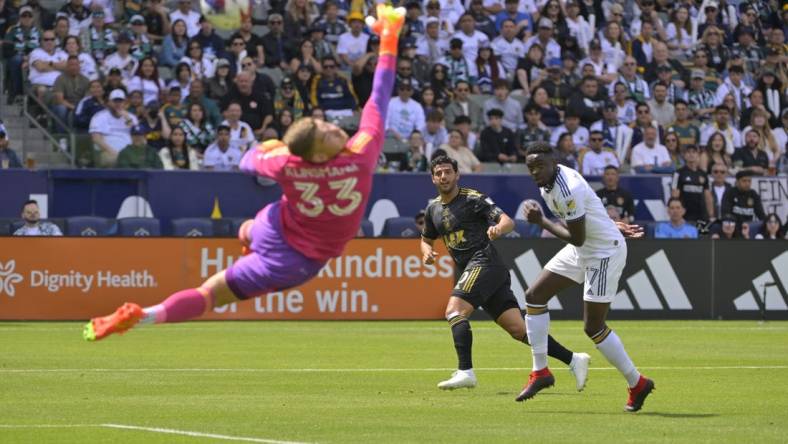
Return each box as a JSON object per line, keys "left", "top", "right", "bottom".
{"left": 141, "top": 288, "right": 212, "bottom": 324}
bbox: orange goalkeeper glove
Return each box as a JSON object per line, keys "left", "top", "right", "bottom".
{"left": 365, "top": 3, "right": 405, "bottom": 56}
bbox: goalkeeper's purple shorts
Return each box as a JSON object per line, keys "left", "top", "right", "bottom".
{"left": 225, "top": 202, "right": 326, "bottom": 300}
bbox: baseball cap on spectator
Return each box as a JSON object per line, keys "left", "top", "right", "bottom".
{"left": 402, "top": 37, "right": 416, "bottom": 49}
{"left": 268, "top": 13, "right": 283, "bottom": 23}
{"left": 486, "top": 108, "right": 504, "bottom": 118}
{"left": 308, "top": 23, "right": 326, "bottom": 35}
{"left": 109, "top": 89, "right": 126, "bottom": 101}
{"left": 705, "top": 1, "right": 718, "bottom": 9}
{"left": 735, "top": 170, "right": 753, "bottom": 180}
{"left": 398, "top": 78, "right": 414, "bottom": 89}
{"left": 117, "top": 33, "right": 133, "bottom": 44}
{"left": 215, "top": 58, "right": 230, "bottom": 68}
{"left": 720, "top": 213, "right": 736, "bottom": 223}
{"left": 425, "top": 17, "right": 440, "bottom": 27}
{"left": 19, "top": 6, "right": 33, "bottom": 15}
{"left": 368, "top": 34, "right": 380, "bottom": 45}
{"left": 131, "top": 125, "right": 148, "bottom": 136}
{"left": 547, "top": 58, "right": 562, "bottom": 70}
{"left": 406, "top": 0, "right": 421, "bottom": 9}
{"left": 609, "top": 4, "right": 624, "bottom": 15}
{"left": 538, "top": 17, "right": 553, "bottom": 29}
{"left": 603, "top": 100, "right": 616, "bottom": 111}
{"left": 760, "top": 68, "right": 776, "bottom": 78}
{"left": 108, "top": 67, "right": 122, "bottom": 76}
{"left": 589, "top": 38, "right": 601, "bottom": 49}
{"left": 426, "top": 0, "right": 440, "bottom": 9}
{"left": 691, "top": 69, "right": 705, "bottom": 79}
{"left": 450, "top": 38, "right": 463, "bottom": 49}
{"left": 566, "top": 0, "right": 579, "bottom": 6}
{"left": 91, "top": 9, "right": 104, "bottom": 18}
{"left": 130, "top": 15, "right": 145, "bottom": 25}
{"left": 347, "top": 11, "right": 364, "bottom": 23}
{"left": 281, "top": 77, "right": 294, "bottom": 88}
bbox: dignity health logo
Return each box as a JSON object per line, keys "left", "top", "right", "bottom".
{"left": 0, "top": 260, "right": 24, "bottom": 297}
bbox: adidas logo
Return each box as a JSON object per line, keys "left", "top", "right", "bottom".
{"left": 0, "top": 260, "right": 24, "bottom": 297}
{"left": 733, "top": 251, "right": 788, "bottom": 311}
{"left": 508, "top": 249, "right": 691, "bottom": 311}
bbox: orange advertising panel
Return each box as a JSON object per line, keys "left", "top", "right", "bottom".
{"left": 0, "top": 238, "right": 453, "bottom": 320}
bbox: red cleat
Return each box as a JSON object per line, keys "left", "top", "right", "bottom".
{"left": 625, "top": 375, "right": 655, "bottom": 412}
{"left": 515, "top": 368, "right": 555, "bottom": 402}
{"left": 83, "top": 302, "right": 144, "bottom": 341}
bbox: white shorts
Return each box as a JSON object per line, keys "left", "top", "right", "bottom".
{"left": 543, "top": 243, "right": 627, "bottom": 304}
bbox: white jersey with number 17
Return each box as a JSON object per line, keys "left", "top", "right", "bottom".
{"left": 540, "top": 164, "right": 624, "bottom": 260}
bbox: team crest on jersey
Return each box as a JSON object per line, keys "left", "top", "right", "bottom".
{"left": 335, "top": 85, "right": 342, "bottom": 93}
{"left": 617, "top": 197, "right": 624, "bottom": 206}
{"left": 748, "top": 198, "right": 754, "bottom": 206}
{"left": 567, "top": 199, "right": 576, "bottom": 211}
{"left": 441, "top": 207, "right": 454, "bottom": 231}
{"left": 699, "top": 176, "right": 706, "bottom": 184}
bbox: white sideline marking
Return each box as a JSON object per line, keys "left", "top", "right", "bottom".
{"left": 102, "top": 423, "right": 311, "bottom": 444}
{"left": 0, "top": 423, "right": 312, "bottom": 444}
{"left": 0, "top": 365, "right": 786, "bottom": 373}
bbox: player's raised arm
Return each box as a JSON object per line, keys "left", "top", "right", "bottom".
{"left": 349, "top": 4, "right": 404, "bottom": 156}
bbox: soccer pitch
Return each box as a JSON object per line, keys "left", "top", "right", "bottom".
{"left": 1, "top": 321, "right": 787, "bottom": 443}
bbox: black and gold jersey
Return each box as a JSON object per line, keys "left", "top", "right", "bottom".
{"left": 422, "top": 187, "right": 504, "bottom": 269}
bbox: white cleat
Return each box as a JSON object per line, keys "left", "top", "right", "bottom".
{"left": 569, "top": 353, "right": 591, "bottom": 392}
{"left": 437, "top": 369, "right": 477, "bottom": 390}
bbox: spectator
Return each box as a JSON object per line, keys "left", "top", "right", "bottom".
{"left": 283, "top": 0, "right": 318, "bottom": 42}
{"left": 416, "top": 17, "right": 448, "bottom": 66}
{"left": 138, "top": 101, "right": 165, "bottom": 150}
{"left": 290, "top": 38, "right": 323, "bottom": 76}
{"left": 555, "top": 133, "right": 578, "bottom": 170}
{"left": 160, "top": 86, "right": 186, "bottom": 132}
{"left": 643, "top": 41, "right": 688, "bottom": 87}
{"left": 159, "top": 126, "right": 199, "bottom": 170}
{"left": 688, "top": 68, "right": 717, "bottom": 123}
{"left": 655, "top": 198, "right": 699, "bottom": 239}
{"left": 663, "top": 131, "right": 684, "bottom": 171}
{"left": 142, "top": 0, "right": 169, "bottom": 44}
{"left": 631, "top": 20, "right": 656, "bottom": 67}
{"left": 631, "top": 126, "right": 674, "bottom": 174}
{"left": 229, "top": 17, "right": 264, "bottom": 66}
{"left": 51, "top": 55, "right": 89, "bottom": 128}
{"left": 732, "top": 129, "right": 769, "bottom": 175}
{"left": 13, "top": 200, "right": 62, "bottom": 236}
{"left": 630, "top": 102, "right": 663, "bottom": 151}
{"left": 203, "top": 125, "right": 242, "bottom": 171}
{"left": 590, "top": 100, "right": 633, "bottom": 162}
{"left": 721, "top": 170, "right": 766, "bottom": 225}
{"left": 28, "top": 29, "right": 67, "bottom": 102}
{"left": 741, "top": 108, "right": 781, "bottom": 169}
{"left": 351, "top": 52, "right": 376, "bottom": 107}
{"left": 567, "top": 76, "right": 605, "bottom": 128}
{"left": 712, "top": 214, "right": 751, "bottom": 240}
{"left": 483, "top": 79, "right": 523, "bottom": 131}
{"left": 0, "top": 123, "right": 22, "bottom": 169}
{"left": 671, "top": 145, "right": 714, "bottom": 222}
{"left": 700, "top": 132, "right": 732, "bottom": 174}
{"left": 222, "top": 71, "right": 273, "bottom": 138}
{"left": 414, "top": 210, "right": 427, "bottom": 233}
{"left": 709, "top": 162, "right": 732, "bottom": 219}
{"left": 427, "top": 64, "right": 452, "bottom": 109}
{"left": 184, "top": 79, "right": 221, "bottom": 127}
{"left": 775, "top": 110, "right": 788, "bottom": 159}
{"left": 314, "top": 1, "right": 347, "bottom": 47}
{"left": 6, "top": 6, "right": 41, "bottom": 102}
{"left": 578, "top": 38, "right": 617, "bottom": 84}
{"left": 453, "top": 13, "right": 489, "bottom": 63}
{"left": 701, "top": 106, "right": 741, "bottom": 154}
{"left": 514, "top": 41, "right": 545, "bottom": 93}
{"left": 731, "top": 27, "right": 762, "bottom": 75}
{"left": 128, "top": 14, "right": 154, "bottom": 61}
{"left": 647, "top": 83, "right": 676, "bottom": 128}
{"left": 221, "top": 101, "right": 256, "bottom": 152}
{"left": 597, "top": 165, "right": 636, "bottom": 222}
{"left": 754, "top": 214, "right": 785, "bottom": 240}
{"left": 468, "top": 0, "right": 496, "bottom": 38}
{"left": 89, "top": 89, "right": 137, "bottom": 167}
{"left": 665, "top": 6, "right": 694, "bottom": 60}
{"left": 169, "top": 0, "right": 200, "bottom": 38}
{"left": 394, "top": 55, "right": 421, "bottom": 97}
{"left": 423, "top": 0, "right": 458, "bottom": 41}
{"left": 74, "top": 80, "right": 105, "bottom": 130}
{"left": 668, "top": 100, "right": 700, "bottom": 149}
{"left": 444, "top": 80, "right": 483, "bottom": 133}
{"left": 599, "top": 22, "right": 627, "bottom": 73}
{"left": 439, "top": 129, "right": 482, "bottom": 173}
{"left": 192, "top": 15, "right": 226, "bottom": 60}
{"left": 474, "top": 44, "right": 504, "bottom": 95}
{"left": 116, "top": 125, "right": 163, "bottom": 169}
{"left": 611, "top": 82, "right": 637, "bottom": 125}
{"left": 715, "top": 65, "right": 751, "bottom": 110}
{"left": 207, "top": 59, "right": 233, "bottom": 100}
{"left": 102, "top": 33, "right": 137, "bottom": 80}
{"left": 519, "top": 104, "right": 550, "bottom": 157}
{"left": 336, "top": 11, "right": 368, "bottom": 68}
{"left": 422, "top": 110, "right": 449, "bottom": 158}
{"left": 563, "top": 0, "right": 591, "bottom": 50}
{"left": 180, "top": 40, "right": 215, "bottom": 80}
{"left": 453, "top": 115, "right": 478, "bottom": 153}
{"left": 757, "top": 70, "right": 783, "bottom": 124}
{"left": 168, "top": 62, "right": 192, "bottom": 97}
{"left": 579, "top": 130, "right": 620, "bottom": 176}
{"left": 178, "top": 102, "right": 215, "bottom": 153}
{"left": 741, "top": 90, "right": 777, "bottom": 129}
{"left": 79, "top": 9, "right": 116, "bottom": 67}
{"left": 271, "top": 109, "right": 294, "bottom": 139}
{"left": 550, "top": 112, "right": 588, "bottom": 148}
{"left": 310, "top": 57, "right": 358, "bottom": 120}
{"left": 478, "top": 108, "right": 517, "bottom": 164}
{"left": 385, "top": 79, "right": 426, "bottom": 143}
{"left": 524, "top": 17, "right": 560, "bottom": 62}
{"left": 609, "top": 56, "right": 650, "bottom": 103}
{"left": 126, "top": 56, "right": 166, "bottom": 106}
{"left": 59, "top": 0, "right": 90, "bottom": 37}
{"left": 403, "top": 130, "right": 428, "bottom": 172}
{"left": 492, "top": 19, "right": 526, "bottom": 76}
{"left": 274, "top": 77, "right": 306, "bottom": 120}
{"left": 63, "top": 35, "right": 98, "bottom": 81}
{"left": 438, "top": 38, "right": 478, "bottom": 89}
{"left": 531, "top": 86, "right": 561, "bottom": 129}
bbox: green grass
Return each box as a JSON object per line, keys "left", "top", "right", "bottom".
{"left": 1, "top": 321, "right": 787, "bottom": 443}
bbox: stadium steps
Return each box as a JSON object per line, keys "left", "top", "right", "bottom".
{"left": 0, "top": 95, "right": 72, "bottom": 168}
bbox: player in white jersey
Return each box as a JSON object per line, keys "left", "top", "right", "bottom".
{"left": 516, "top": 141, "right": 655, "bottom": 412}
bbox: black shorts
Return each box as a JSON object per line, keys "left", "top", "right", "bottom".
{"left": 451, "top": 264, "right": 520, "bottom": 320}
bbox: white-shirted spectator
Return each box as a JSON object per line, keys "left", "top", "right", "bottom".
{"left": 580, "top": 131, "right": 621, "bottom": 176}
{"left": 102, "top": 33, "right": 137, "bottom": 80}
{"left": 523, "top": 18, "right": 561, "bottom": 62}
{"left": 28, "top": 30, "right": 68, "bottom": 89}
{"left": 631, "top": 126, "right": 673, "bottom": 173}
{"left": 491, "top": 19, "right": 526, "bottom": 74}
{"left": 336, "top": 12, "right": 369, "bottom": 67}
{"left": 170, "top": 0, "right": 201, "bottom": 38}
{"left": 222, "top": 101, "right": 256, "bottom": 152}
{"left": 13, "top": 200, "right": 62, "bottom": 236}
{"left": 180, "top": 41, "right": 216, "bottom": 80}
{"left": 416, "top": 18, "right": 449, "bottom": 65}
{"left": 89, "top": 89, "right": 138, "bottom": 167}
{"left": 203, "top": 125, "right": 242, "bottom": 171}
{"left": 385, "top": 79, "right": 426, "bottom": 142}
{"left": 125, "top": 57, "right": 167, "bottom": 106}
{"left": 452, "top": 13, "right": 490, "bottom": 63}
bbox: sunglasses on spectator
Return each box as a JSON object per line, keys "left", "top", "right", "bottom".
{"left": 43, "top": 37, "right": 55, "bottom": 41}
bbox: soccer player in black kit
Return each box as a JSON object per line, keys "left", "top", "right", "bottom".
{"left": 420, "top": 155, "right": 591, "bottom": 394}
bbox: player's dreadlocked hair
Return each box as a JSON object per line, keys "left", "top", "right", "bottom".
{"left": 526, "top": 141, "right": 555, "bottom": 156}
{"left": 283, "top": 117, "right": 318, "bottom": 159}
{"left": 430, "top": 155, "right": 458, "bottom": 175}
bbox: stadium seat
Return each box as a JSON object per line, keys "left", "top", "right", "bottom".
{"left": 229, "top": 218, "right": 249, "bottom": 237}
{"left": 171, "top": 218, "right": 214, "bottom": 237}
{"left": 358, "top": 219, "right": 374, "bottom": 238}
{"left": 66, "top": 216, "right": 113, "bottom": 236}
{"left": 505, "top": 220, "right": 542, "bottom": 238}
{"left": 0, "top": 219, "right": 10, "bottom": 236}
{"left": 212, "top": 218, "right": 234, "bottom": 237}
{"left": 746, "top": 221, "right": 762, "bottom": 239}
{"left": 117, "top": 217, "right": 161, "bottom": 236}
{"left": 639, "top": 221, "right": 656, "bottom": 239}
{"left": 381, "top": 217, "right": 420, "bottom": 238}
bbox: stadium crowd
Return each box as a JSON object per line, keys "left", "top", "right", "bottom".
{"left": 0, "top": 0, "right": 786, "bottom": 238}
